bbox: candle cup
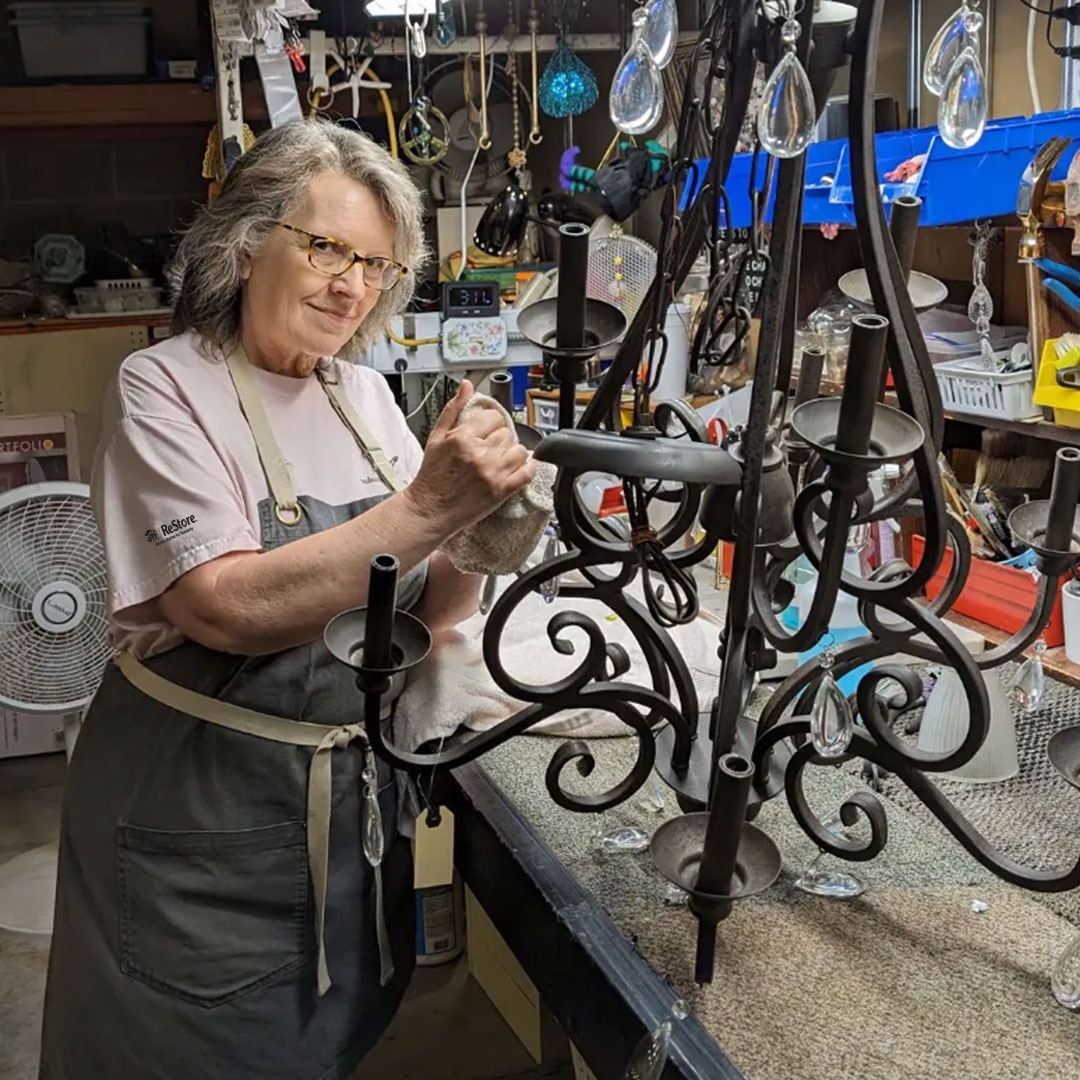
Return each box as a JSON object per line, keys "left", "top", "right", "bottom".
{"left": 794, "top": 345, "right": 827, "bottom": 408}
{"left": 555, "top": 222, "right": 590, "bottom": 352}
{"left": 696, "top": 753, "right": 754, "bottom": 896}
{"left": 889, "top": 194, "right": 922, "bottom": 280}
{"left": 1044, "top": 447, "right": 1080, "bottom": 555}
{"left": 362, "top": 553, "right": 400, "bottom": 671}
{"left": 835, "top": 314, "right": 890, "bottom": 457}
{"left": 489, "top": 370, "right": 513, "bottom": 413}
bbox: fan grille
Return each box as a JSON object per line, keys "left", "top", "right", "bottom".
{"left": 0, "top": 489, "right": 111, "bottom": 712}
{"left": 586, "top": 234, "right": 658, "bottom": 321}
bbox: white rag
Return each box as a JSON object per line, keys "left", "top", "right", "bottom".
{"left": 439, "top": 394, "right": 558, "bottom": 576}
{"left": 393, "top": 560, "right": 723, "bottom": 751}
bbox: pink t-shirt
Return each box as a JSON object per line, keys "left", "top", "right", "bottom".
{"left": 93, "top": 331, "right": 424, "bottom": 659}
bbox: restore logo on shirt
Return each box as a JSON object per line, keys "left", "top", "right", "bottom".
{"left": 145, "top": 514, "right": 197, "bottom": 545}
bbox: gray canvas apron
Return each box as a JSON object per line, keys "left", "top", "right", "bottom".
{"left": 40, "top": 351, "right": 427, "bottom": 1080}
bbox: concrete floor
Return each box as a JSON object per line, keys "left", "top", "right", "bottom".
{"left": 0, "top": 752, "right": 573, "bottom": 1080}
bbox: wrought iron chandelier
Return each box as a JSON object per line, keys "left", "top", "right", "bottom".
{"left": 326, "top": 0, "right": 1080, "bottom": 995}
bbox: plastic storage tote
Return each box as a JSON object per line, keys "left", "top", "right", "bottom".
{"left": 9, "top": 2, "right": 151, "bottom": 78}
{"left": 681, "top": 110, "right": 1080, "bottom": 228}
{"left": 912, "top": 534, "right": 1067, "bottom": 646}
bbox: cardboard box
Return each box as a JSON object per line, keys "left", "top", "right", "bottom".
{"left": 0, "top": 710, "right": 65, "bottom": 758}
{"left": 0, "top": 412, "right": 81, "bottom": 495}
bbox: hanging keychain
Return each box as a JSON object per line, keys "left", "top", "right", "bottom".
{"left": 398, "top": 12, "right": 449, "bottom": 165}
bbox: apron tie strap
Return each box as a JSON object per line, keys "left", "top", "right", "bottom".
{"left": 115, "top": 654, "right": 395, "bottom": 997}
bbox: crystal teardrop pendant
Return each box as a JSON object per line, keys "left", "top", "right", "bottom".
{"left": 810, "top": 657, "right": 854, "bottom": 757}
{"left": 938, "top": 46, "right": 987, "bottom": 149}
{"left": 1012, "top": 640, "right": 1047, "bottom": 714}
{"left": 923, "top": 6, "right": 969, "bottom": 96}
{"left": 794, "top": 808, "right": 866, "bottom": 898}
{"left": 1052, "top": 931, "right": 1080, "bottom": 1009}
{"left": 478, "top": 573, "right": 498, "bottom": 615}
{"left": 642, "top": 0, "right": 678, "bottom": 70}
{"left": 610, "top": 8, "right": 665, "bottom": 135}
{"left": 756, "top": 44, "right": 816, "bottom": 159}
{"left": 363, "top": 789, "right": 385, "bottom": 867}
{"left": 624, "top": 1020, "right": 671, "bottom": 1080}
{"left": 539, "top": 528, "right": 563, "bottom": 603}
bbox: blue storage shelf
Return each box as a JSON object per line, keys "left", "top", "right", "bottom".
{"left": 680, "top": 109, "right": 1080, "bottom": 228}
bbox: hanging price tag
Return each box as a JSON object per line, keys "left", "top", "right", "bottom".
{"left": 414, "top": 807, "right": 455, "bottom": 889}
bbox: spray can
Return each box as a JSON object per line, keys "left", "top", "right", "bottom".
{"left": 415, "top": 873, "right": 465, "bottom": 966}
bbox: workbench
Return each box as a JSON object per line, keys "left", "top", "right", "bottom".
{"left": 446, "top": 685, "right": 1080, "bottom": 1080}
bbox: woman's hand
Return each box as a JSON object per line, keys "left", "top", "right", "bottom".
{"left": 404, "top": 380, "right": 536, "bottom": 534}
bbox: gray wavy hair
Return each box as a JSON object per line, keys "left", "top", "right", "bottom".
{"left": 168, "top": 118, "right": 428, "bottom": 356}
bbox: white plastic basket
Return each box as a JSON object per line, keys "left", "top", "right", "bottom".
{"left": 933, "top": 357, "right": 1040, "bottom": 421}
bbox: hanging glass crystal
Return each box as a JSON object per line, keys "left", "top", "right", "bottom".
{"left": 923, "top": 6, "right": 975, "bottom": 96}
{"left": 756, "top": 18, "right": 815, "bottom": 159}
{"left": 539, "top": 39, "right": 599, "bottom": 118}
{"left": 539, "top": 527, "right": 563, "bottom": 603}
{"left": 794, "top": 807, "right": 866, "bottom": 899}
{"left": 938, "top": 40, "right": 987, "bottom": 150}
{"left": 593, "top": 822, "right": 651, "bottom": 854}
{"left": 610, "top": 7, "right": 665, "bottom": 135}
{"left": 624, "top": 1020, "right": 671, "bottom": 1080}
{"left": 361, "top": 756, "right": 385, "bottom": 867}
{"left": 810, "top": 648, "right": 854, "bottom": 757}
{"left": 434, "top": 0, "right": 456, "bottom": 47}
{"left": 478, "top": 573, "right": 498, "bottom": 615}
{"left": 969, "top": 220, "right": 998, "bottom": 372}
{"left": 1052, "top": 932, "right": 1080, "bottom": 1009}
{"left": 642, "top": 0, "right": 678, "bottom": 70}
{"left": 1012, "top": 639, "right": 1047, "bottom": 714}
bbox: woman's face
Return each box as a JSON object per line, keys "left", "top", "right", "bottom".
{"left": 240, "top": 172, "right": 396, "bottom": 369}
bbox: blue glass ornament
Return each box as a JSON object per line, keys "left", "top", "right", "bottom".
{"left": 538, "top": 40, "right": 599, "bottom": 118}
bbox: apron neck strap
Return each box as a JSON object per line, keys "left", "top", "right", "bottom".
{"left": 225, "top": 350, "right": 408, "bottom": 527}
{"left": 225, "top": 348, "right": 301, "bottom": 524}
{"left": 316, "top": 362, "right": 406, "bottom": 493}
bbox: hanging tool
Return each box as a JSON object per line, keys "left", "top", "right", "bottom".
{"left": 1018, "top": 137, "right": 1072, "bottom": 384}
{"left": 1035, "top": 258, "right": 1080, "bottom": 323}
{"left": 527, "top": 2, "right": 543, "bottom": 144}
{"left": 476, "top": 3, "right": 492, "bottom": 150}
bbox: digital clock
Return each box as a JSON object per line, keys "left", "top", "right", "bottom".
{"left": 441, "top": 280, "right": 501, "bottom": 319}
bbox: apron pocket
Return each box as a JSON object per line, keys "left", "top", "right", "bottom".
{"left": 117, "top": 820, "right": 308, "bottom": 1007}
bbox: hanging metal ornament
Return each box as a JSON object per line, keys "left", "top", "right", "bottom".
{"left": 756, "top": 6, "right": 815, "bottom": 159}
{"left": 399, "top": 95, "right": 451, "bottom": 165}
{"left": 506, "top": 41, "right": 528, "bottom": 170}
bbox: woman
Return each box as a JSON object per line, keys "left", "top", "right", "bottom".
{"left": 40, "top": 119, "right": 534, "bottom": 1080}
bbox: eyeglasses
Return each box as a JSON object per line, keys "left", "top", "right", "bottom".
{"left": 276, "top": 222, "right": 409, "bottom": 291}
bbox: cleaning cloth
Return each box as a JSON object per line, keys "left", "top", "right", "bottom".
{"left": 439, "top": 393, "right": 557, "bottom": 575}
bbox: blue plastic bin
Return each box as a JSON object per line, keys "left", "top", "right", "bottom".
{"left": 681, "top": 109, "right": 1080, "bottom": 228}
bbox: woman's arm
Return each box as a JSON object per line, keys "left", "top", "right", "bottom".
{"left": 416, "top": 551, "right": 482, "bottom": 636}
{"left": 153, "top": 382, "right": 530, "bottom": 656}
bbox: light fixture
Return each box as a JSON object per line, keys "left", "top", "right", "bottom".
{"left": 363, "top": 0, "right": 439, "bottom": 17}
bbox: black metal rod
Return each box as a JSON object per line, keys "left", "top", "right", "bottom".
{"left": 836, "top": 313, "right": 889, "bottom": 456}
{"left": 363, "top": 553, "right": 399, "bottom": 669}
{"left": 1045, "top": 447, "right": 1080, "bottom": 552}
{"left": 555, "top": 222, "right": 590, "bottom": 351}
{"left": 489, "top": 369, "right": 513, "bottom": 412}
{"left": 889, "top": 194, "right": 922, "bottom": 280}
{"left": 794, "top": 345, "right": 827, "bottom": 406}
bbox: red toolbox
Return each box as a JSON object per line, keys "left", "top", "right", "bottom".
{"left": 911, "top": 534, "right": 1067, "bottom": 646}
